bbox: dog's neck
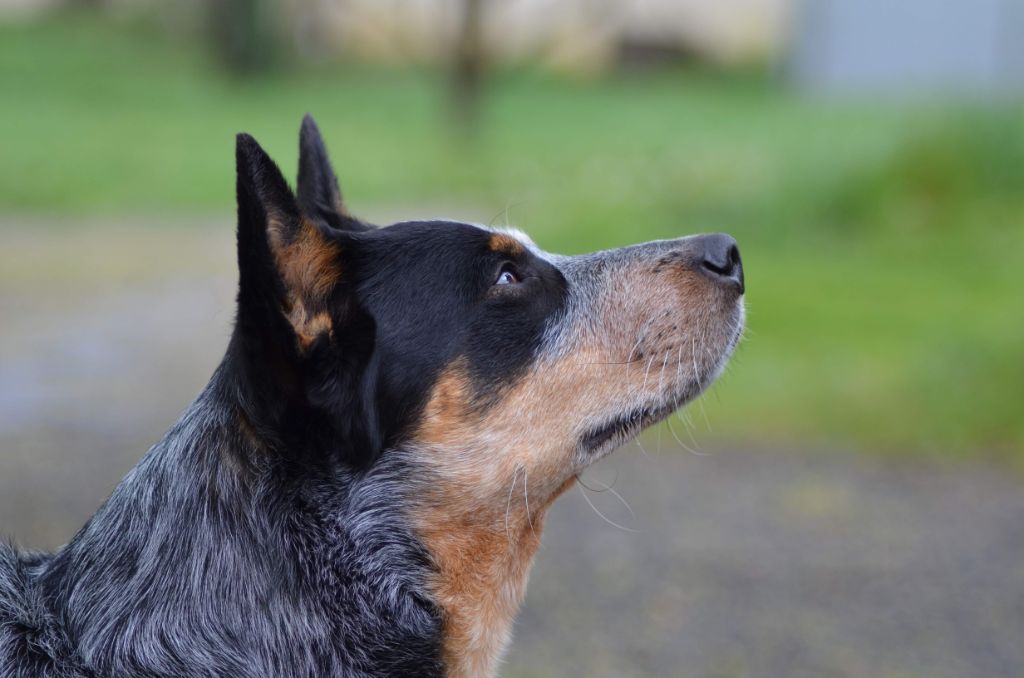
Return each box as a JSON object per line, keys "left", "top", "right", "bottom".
{"left": 41, "top": 368, "right": 444, "bottom": 676}
{"left": 38, "top": 359, "right": 573, "bottom": 677}
{"left": 409, "top": 466, "right": 576, "bottom": 678}
{"left": 413, "top": 501, "right": 544, "bottom": 678}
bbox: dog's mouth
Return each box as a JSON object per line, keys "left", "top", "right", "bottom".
{"left": 580, "top": 401, "right": 677, "bottom": 455}
{"left": 578, "top": 314, "right": 744, "bottom": 458}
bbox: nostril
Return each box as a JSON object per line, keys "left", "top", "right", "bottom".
{"left": 701, "top": 253, "right": 734, "bottom": 278}
{"left": 701, "top": 245, "right": 739, "bottom": 277}
{"left": 697, "top": 234, "right": 744, "bottom": 293}
{"left": 726, "top": 244, "right": 741, "bottom": 275}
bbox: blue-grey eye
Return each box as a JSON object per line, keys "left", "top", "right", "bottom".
{"left": 496, "top": 268, "right": 519, "bottom": 285}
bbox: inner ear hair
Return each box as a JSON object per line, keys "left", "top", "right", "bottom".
{"left": 268, "top": 216, "right": 343, "bottom": 349}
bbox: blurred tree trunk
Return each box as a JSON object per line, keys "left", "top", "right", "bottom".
{"left": 207, "top": 0, "right": 276, "bottom": 78}
{"left": 450, "top": 0, "right": 486, "bottom": 136}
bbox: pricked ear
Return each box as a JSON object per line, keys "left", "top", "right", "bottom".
{"left": 298, "top": 114, "right": 372, "bottom": 232}
{"left": 298, "top": 114, "right": 346, "bottom": 217}
{"left": 235, "top": 133, "right": 299, "bottom": 335}
{"left": 233, "top": 133, "right": 382, "bottom": 466}
{"left": 235, "top": 132, "right": 345, "bottom": 349}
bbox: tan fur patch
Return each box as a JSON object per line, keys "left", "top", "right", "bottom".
{"left": 267, "top": 217, "right": 341, "bottom": 347}
{"left": 487, "top": 233, "right": 525, "bottom": 257}
{"left": 295, "top": 311, "right": 333, "bottom": 350}
{"left": 415, "top": 501, "right": 547, "bottom": 678}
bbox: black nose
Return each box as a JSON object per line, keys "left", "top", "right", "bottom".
{"left": 697, "top": 233, "right": 744, "bottom": 294}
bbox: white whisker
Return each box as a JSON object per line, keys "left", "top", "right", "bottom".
{"left": 505, "top": 465, "right": 520, "bottom": 545}
{"left": 577, "top": 472, "right": 636, "bottom": 520}
{"left": 667, "top": 415, "right": 711, "bottom": 456}
{"left": 523, "top": 466, "right": 535, "bottom": 533}
{"left": 634, "top": 430, "right": 652, "bottom": 458}
{"left": 640, "top": 354, "right": 656, "bottom": 392}
{"left": 575, "top": 479, "right": 641, "bottom": 533}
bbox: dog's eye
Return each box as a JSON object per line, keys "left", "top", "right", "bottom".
{"left": 495, "top": 266, "right": 520, "bottom": 286}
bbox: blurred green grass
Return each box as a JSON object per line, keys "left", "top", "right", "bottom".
{"left": 2, "top": 13, "right": 1023, "bottom": 460}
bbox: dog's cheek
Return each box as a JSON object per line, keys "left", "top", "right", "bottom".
{"left": 568, "top": 261, "right": 733, "bottom": 409}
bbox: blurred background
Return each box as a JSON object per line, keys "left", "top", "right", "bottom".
{"left": 1, "top": 0, "right": 1022, "bottom": 675}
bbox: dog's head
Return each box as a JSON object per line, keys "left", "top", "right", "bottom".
{"left": 233, "top": 116, "right": 743, "bottom": 473}
{"left": 231, "top": 116, "right": 744, "bottom": 672}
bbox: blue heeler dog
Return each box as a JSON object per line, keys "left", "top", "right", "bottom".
{"left": 0, "top": 116, "right": 744, "bottom": 677}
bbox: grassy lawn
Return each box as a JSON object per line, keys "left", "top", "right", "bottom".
{"left": 2, "top": 13, "right": 1023, "bottom": 460}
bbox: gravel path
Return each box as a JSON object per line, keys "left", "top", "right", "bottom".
{"left": 2, "top": 223, "right": 1022, "bottom": 677}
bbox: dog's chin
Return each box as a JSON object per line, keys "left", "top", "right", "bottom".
{"left": 578, "top": 377, "right": 704, "bottom": 462}
{"left": 578, "top": 317, "right": 743, "bottom": 463}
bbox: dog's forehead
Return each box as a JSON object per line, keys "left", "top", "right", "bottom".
{"left": 376, "top": 219, "right": 556, "bottom": 264}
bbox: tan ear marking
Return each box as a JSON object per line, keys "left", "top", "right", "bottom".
{"left": 268, "top": 217, "right": 341, "bottom": 347}
{"left": 294, "top": 311, "right": 334, "bottom": 350}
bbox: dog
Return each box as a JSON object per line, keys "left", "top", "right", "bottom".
{"left": 0, "top": 115, "right": 744, "bottom": 677}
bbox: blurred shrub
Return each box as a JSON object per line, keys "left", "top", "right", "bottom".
{"left": 823, "top": 113, "right": 1024, "bottom": 235}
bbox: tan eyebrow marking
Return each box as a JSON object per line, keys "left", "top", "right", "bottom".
{"left": 487, "top": 233, "right": 526, "bottom": 257}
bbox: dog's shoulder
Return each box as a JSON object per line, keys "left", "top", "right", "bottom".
{"left": 0, "top": 543, "right": 87, "bottom": 677}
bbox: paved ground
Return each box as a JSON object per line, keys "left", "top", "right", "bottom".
{"left": 509, "top": 449, "right": 1024, "bottom": 677}
{"left": 2, "top": 222, "right": 1023, "bottom": 677}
